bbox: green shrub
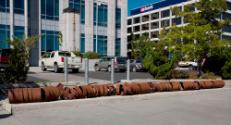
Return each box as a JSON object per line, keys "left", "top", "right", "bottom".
{"left": 171, "top": 70, "right": 189, "bottom": 79}
{"left": 188, "top": 71, "right": 199, "bottom": 79}
{"left": 171, "top": 70, "right": 199, "bottom": 79}
{"left": 2, "top": 37, "right": 37, "bottom": 83}
{"left": 222, "top": 61, "right": 231, "bottom": 79}
{"left": 41, "top": 52, "right": 51, "bottom": 58}
{"left": 83, "top": 51, "right": 99, "bottom": 59}
{"left": 72, "top": 50, "right": 83, "bottom": 57}
{"left": 201, "top": 72, "right": 219, "bottom": 79}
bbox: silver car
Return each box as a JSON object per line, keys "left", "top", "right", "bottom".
{"left": 94, "top": 57, "right": 127, "bottom": 72}
{"left": 130, "top": 59, "right": 145, "bottom": 72}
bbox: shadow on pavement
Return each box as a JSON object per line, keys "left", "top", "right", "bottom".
{"left": 0, "top": 82, "right": 41, "bottom": 97}
{"left": 0, "top": 113, "right": 12, "bottom": 119}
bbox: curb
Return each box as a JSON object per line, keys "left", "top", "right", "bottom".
{"left": 0, "top": 99, "right": 12, "bottom": 117}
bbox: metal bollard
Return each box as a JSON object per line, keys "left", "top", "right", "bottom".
{"left": 84, "top": 58, "right": 89, "bottom": 84}
{"left": 111, "top": 59, "right": 115, "bottom": 84}
{"left": 127, "top": 59, "right": 130, "bottom": 80}
{"left": 64, "top": 56, "right": 68, "bottom": 84}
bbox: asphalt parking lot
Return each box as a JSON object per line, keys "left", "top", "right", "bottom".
{"left": 1, "top": 88, "right": 231, "bottom": 125}
{"left": 27, "top": 67, "right": 153, "bottom": 83}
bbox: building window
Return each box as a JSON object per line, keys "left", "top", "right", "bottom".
{"left": 142, "top": 23, "right": 149, "bottom": 31}
{"left": 133, "top": 17, "right": 140, "bottom": 24}
{"left": 151, "top": 12, "right": 159, "bottom": 20}
{"left": 222, "top": 35, "right": 231, "bottom": 40}
{"left": 116, "top": 8, "right": 121, "bottom": 28}
{"left": 80, "top": 0, "right": 85, "bottom": 24}
{"left": 161, "top": 9, "right": 170, "bottom": 18}
{"left": 127, "top": 27, "right": 132, "bottom": 33}
{"left": 223, "top": 25, "right": 231, "bottom": 32}
{"left": 41, "top": 0, "right": 59, "bottom": 20}
{"left": 0, "top": 0, "right": 9, "bottom": 12}
{"left": 172, "top": 17, "right": 182, "bottom": 25}
{"left": 150, "top": 31, "right": 159, "bottom": 38}
{"left": 94, "top": 35, "right": 107, "bottom": 56}
{"left": 142, "top": 15, "right": 149, "bottom": 22}
{"left": 41, "top": 30, "right": 59, "bottom": 52}
{"left": 227, "top": 2, "right": 231, "bottom": 10}
{"left": 94, "top": 3, "right": 108, "bottom": 27}
{"left": 80, "top": 34, "right": 85, "bottom": 53}
{"left": 69, "top": 0, "right": 80, "bottom": 10}
{"left": 0, "top": 24, "right": 10, "bottom": 48}
{"left": 133, "top": 25, "right": 140, "bottom": 32}
{"left": 223, "top": 12, "right": 231, "bottom": 20}
{"left": 14, "top": 0, "right": 24, "bottom": 14}
{"left": 185, "top": 4, "right": 195, "bottom": 12}
{"left": 161, "top": 20, "right": 170, "bottom": 28}
{"left": 14, "top": 26, "right": 24, "bottom": 39}
{"left": 151, "top": 22, "right": 159, "bottom": 29}
{"left": 134, "top": 34, "right": 140, "bottom": 40}
{"left": 127, "top": 19, "right": 132, "bottom": 25}
{"left": 69, "top": 0, "right": 85, "bottom": 24}
{"left": 115, "top": 38, "right": 121, "bottom": 56}
{"left": 172, "top": 6, "right": 182, "bottom": 16}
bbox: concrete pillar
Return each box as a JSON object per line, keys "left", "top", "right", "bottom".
{"left": 107, "top": 0, "right": 116, "bottom": 56}
{"left": 10, "top": 0, "right": 14, "bottom": 40}
{"left": 170, "top": 6, "right": 172, "bottom": 27}
{"left": 159, "top": 11, "right": 161, "bottom": 34}
{"left": 59, "top": 0, "right": 68, "bottom": 51}
{"left": 182, "top": 4, "right": 184, "bottom": 25}
{"left": 61, "top": 10, "right": 81, "bottom": 51}
{"left": 85, "top": 0, "right": 94, "bottom": 52}
{"left": 24, "top": 0, "right": 28, "bottom": 38}
{"left": 120, "top": 0, "right": 128, "bottom": 57}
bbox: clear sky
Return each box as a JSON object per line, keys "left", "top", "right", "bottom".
{"left": 128, "top": 0, "right": 161, "bottom": 15}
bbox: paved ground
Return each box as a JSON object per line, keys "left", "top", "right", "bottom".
{"left": 1, "top": 88, "right": 231, "bottom": 125}
{"left": 27, "top": 67, "right": 153, "bottom": 83}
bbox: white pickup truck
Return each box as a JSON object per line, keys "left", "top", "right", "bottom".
{"left": 40, "top": 51, "right": 82, "bottom": 73}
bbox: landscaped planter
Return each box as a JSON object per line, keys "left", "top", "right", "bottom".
{"left": 7, "top": 80, "right": 226, "bottom": 104}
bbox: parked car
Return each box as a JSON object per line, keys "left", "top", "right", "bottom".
{"left": 40, "top": 51, "right": 82, "bottom": 73}
{"left": 94, "top": 57, "right": 127, "bottom": 72}
{"left": 130, "top": 59, "right": 145, "bottom": 72}
{"left": 174, "top": 61, "right": 198, "bottom": 71}
{"left": 0, "top": 49, "right": 11, "bottom": 71}
{"left": 178, "top": 61, "right": 198, "bottom": 70}
{"left": 178, "top": 61, "right": 198, "bottom": 67}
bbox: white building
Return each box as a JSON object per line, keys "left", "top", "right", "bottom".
{"left": 0, "top": 0, "right": 127, "bottom": 66}
{"left": 127, "top": 0, "right": 231, "bottom": 42}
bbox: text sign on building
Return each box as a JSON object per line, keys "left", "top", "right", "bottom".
{"left": 130, "top": 0, "right": 188, "bottom": 16}
{"left": 140, "top": 5, "right": 154, "bottom": 13}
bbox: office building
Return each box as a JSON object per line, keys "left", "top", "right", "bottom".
{"left": 0, "top": 0, "right": 127, "bottom": 66}
{"left": 127, "top": 0, "right": 231, "bottom": 42}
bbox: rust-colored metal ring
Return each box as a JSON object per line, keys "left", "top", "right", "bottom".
{"left": 22, "top": 88, "right": 29, "bottom": 103}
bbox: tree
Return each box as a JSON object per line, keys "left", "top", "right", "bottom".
{"left": 2, "top": 36, "right": 38, "bottom": 83}
{"left": 132, "top": 0, "right": 231, "bottom": 79}
{"left": 160, "top": 0, "right": 231, "bottom": 76}
{"left": 57, "top": 32, "right": 63, "bottom": 46}
{"left": 132, "top": 34, "right": 180, "bottom": 79}
{"left": 132, "top": 33, "right": 151, "bottom": 59}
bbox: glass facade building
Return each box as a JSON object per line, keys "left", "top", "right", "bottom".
{"left": 0, "top": 0, "right": 25, "bottom": 48}
{"left": 41, "top": 0, "right": 59, "bottom": 52}
{"left": 0, "top": 0, "right": 127, "bottom": 66}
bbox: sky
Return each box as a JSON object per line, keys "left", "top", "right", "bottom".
{"left": 128, "top": 0, "right": 161, "bottom": 15}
